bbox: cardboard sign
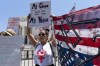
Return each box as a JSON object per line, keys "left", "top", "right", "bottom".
{"left": 0, "top": 36, "right": 24, "bottom": 66}
{"left": 29, "top": 1, "right": 51, "bottom": 27}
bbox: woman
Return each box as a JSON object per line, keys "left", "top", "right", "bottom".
{"left": 27, "top": 14, "right": 56, "bottom": 66}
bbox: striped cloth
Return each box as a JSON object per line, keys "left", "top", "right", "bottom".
{"left": 52, "top": 5, "right": 100, "bottom": 66}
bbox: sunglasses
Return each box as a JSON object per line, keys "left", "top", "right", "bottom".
{"left": 38, "top": 33, "right": 48, "bottom": 36}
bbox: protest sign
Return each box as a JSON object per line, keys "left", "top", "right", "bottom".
{"left": 7, "top": 17, "right": 20, "bottom": 35}
{"left": 0, "top": 36, "right": 24, "bottom": 66}
{"left": 29, "top": 1, "right": 51, "bottom": 27}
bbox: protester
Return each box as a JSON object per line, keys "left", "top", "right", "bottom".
{"left": 0, "top": 29, "right": 16, "bottom": 36}
{"left": 27, "top": 14, "right": 56, "bottom": 66}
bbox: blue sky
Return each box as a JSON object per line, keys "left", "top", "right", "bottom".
{"left": 0, "top": 0, "right": 100, "bottom": 31}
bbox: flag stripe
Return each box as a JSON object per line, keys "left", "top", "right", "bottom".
{"left": 55, "top": 28, "right": 100, "bottom": 38}
{"left": 54, "top": 21, "right": 100, "bottom": 30}
{"left": 93, "top": 56, "right": 100, "bottom": 65}
{"left": 55, "top": 34, "right": 100, "bottom": 47}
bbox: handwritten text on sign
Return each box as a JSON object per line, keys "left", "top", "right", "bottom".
{"left": 29, "top": 1, "right": 51, "bottom": 27}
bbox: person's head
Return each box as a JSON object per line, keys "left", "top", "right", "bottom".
{"left": 0, "top": 29, "right": 16, "bottom": 36}
{"left": 37, "top": 28, "right": 50, "bottom": 44}
{"left": 6, "top": 29, "right": 16, "bottom": 36}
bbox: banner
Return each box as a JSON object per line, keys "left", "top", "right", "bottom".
{"left": 0, "top": 36, "right": 24, "bottom": 66}
{"left": 29, "top": 1, "right": 51, "bottom": 27}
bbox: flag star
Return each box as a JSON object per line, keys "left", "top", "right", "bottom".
{"left": 64, "top": 56, "right": 66, "bottom": 58}
{"left": 84, "top": 57, "right": 87, "bottom": 60}
{"left": 67, "top": 52, "right": 69, "bottom": 54}
{"left": 64, "top": 63, "right": 67, "bottom": 66}
{"left": 75, "top": 54, "right": 79, "bottom": 58}
{"left": 71, "top": 57, "right": 74, "bottom": 61}
{"left": 67, "top": 62, "right": 69, "bottom": 65}
{"left": 69, "top": 59, "right": 71, "bottom": 63}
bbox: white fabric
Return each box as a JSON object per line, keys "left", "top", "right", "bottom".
{"left": 34, "top": 42, "right": 53, "bottom": 66}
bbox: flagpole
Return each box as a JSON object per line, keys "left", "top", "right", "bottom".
{"left": 69, "top": 3, "right": 76, "bottom": 14}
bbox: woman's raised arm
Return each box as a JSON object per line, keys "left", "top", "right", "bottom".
{"left": 27, "top": 14, "right": 38, "bottom": 47}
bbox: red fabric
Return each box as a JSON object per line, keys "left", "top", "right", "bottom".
{"left": 55, "top": 34, "right": 100, "bottom": 47}
{"left": 93, "top": 56, "right": 100, "bottom": 65}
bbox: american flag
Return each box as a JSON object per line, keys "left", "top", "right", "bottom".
{"left": 52, "top": 5, "right": 100, "bottom": 66}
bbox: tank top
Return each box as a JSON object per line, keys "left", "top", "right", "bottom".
{"left": 34, "top": 42, "right": 53, "bottom": 66}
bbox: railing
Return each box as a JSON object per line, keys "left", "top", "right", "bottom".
{"left": 21, "top": 49, "right": 35, "bottom": 66}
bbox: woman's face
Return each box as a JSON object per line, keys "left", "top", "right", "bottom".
{"left": 38, "top": 30, "right": 48, "bottom": 42}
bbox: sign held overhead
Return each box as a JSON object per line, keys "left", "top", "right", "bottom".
{"left": 29, "top": 1, "right": 51, "bottom": 27}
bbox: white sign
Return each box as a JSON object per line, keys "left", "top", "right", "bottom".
{"left": 29, "top": 1, "right": 51, "bottom": 27}
{"left": 0, "top": 36, "right": 24, "bottom": 66}
{"left": 7, "top": 17, "right": 20, "bottom": 35}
